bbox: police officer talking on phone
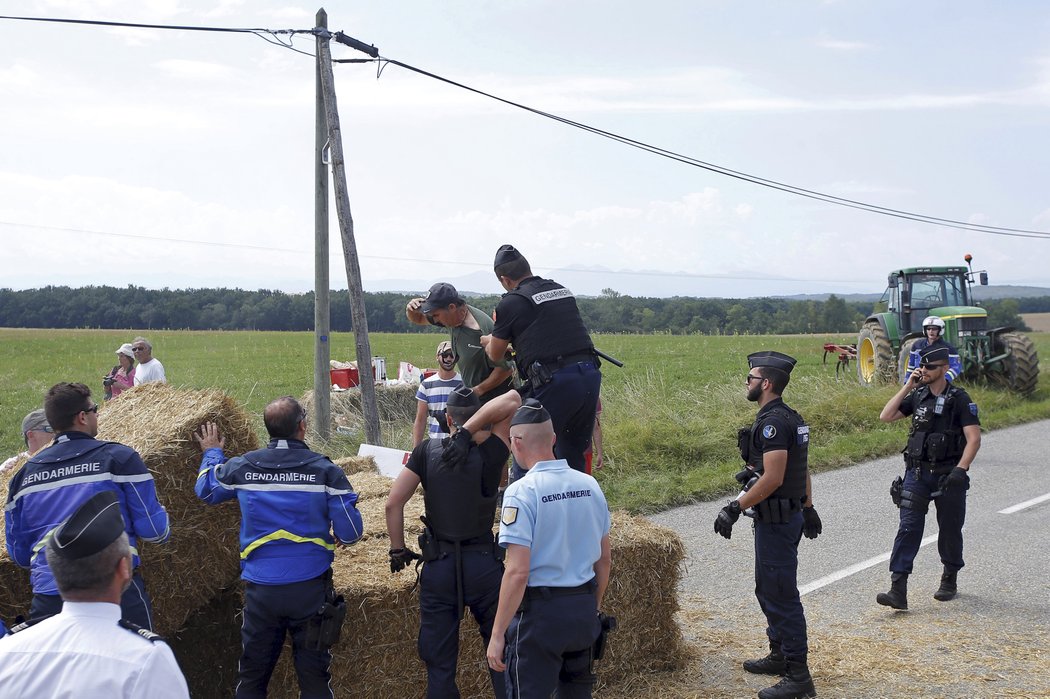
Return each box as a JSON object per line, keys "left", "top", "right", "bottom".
{"left": 876, "top": 345, "right": 981, "bottom": 610}
{"left": 714, "top": 351, "right": 819, "bottom": 699}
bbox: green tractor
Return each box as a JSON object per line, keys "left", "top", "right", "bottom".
{"left": 856, "top": 255, "right": 1039, "bottom": 395}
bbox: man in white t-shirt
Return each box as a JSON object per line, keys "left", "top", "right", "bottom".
{"left": 131, "top": 337, "right": 167, "bottom": 385}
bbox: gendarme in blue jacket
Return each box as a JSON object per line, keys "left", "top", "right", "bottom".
{"left": 4, "top": 432, "right": 171, "bottom": 594}
{"left": 196, "top": 438, "right": 364, "bottom": 584}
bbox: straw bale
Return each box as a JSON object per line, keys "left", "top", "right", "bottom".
{"left": 333, "top": 455, "right": 379, "bottom": 475}
{"left": 301, "top": 384, "right": 418, "bottom": 434}
{"left": 0, "top": 457, "right": 32, "bottom": 622}
{"left": 168, "top": 584, "right": 244, "bottom": 699}
{"left": 0, "top": 383, "right": 258, "bottom": 634}
{"left": 261, "top": 477, "right": 687, "bottom": 698}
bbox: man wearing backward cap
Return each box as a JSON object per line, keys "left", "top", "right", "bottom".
{"left": 877, "top": 343, "right": 981, "bottom": 611}
{"left": 714, "top": 351, "right": 820, "bottom": 699}
{"left": 485, "top": 244, "right": 601, "bottom": 478}
{"left": 0, "top": 491, "right": 190, "bottom": 698}
{"left": 481, "top": 397, "right": 612, "bottom": 698}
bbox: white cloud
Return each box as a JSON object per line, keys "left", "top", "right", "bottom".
{"left": 155, "top": 58, "right": 238, "bottom": 81}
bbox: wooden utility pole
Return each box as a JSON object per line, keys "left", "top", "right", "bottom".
{"left": 312, "top": 8, "right": 331, "bottom": 441}
{"left": 316, "top": 23, "right": 382, "bottom": 446}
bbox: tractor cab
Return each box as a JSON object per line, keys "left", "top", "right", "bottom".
{"left": 885, "top": 266, "right": 983, "bottom": 337}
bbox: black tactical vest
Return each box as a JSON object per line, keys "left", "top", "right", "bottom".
{"left": 507, "top": 277, "right": 593, "bottom": 376}
{"left": 904, "top": 385, "right": 966, "bottom": 468}
{"left": 422, "top": 438, "right": 498, "bottom": 543}
{"left": 746, "top": 402, "right": 809, "bottom": 500}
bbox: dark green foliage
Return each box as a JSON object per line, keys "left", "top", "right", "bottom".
{"left": 0, "top": 286, "right": 1029, "bottom": 335}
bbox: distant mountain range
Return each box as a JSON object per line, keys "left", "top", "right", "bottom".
{"left": 779, "top": 285, "right": 1050, "bottom": 304}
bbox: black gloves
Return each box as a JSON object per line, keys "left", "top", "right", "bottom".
{"left": 714, "top": 501, "right": 742, "bottom": 539}
{"left": 440, "top": 428, "right": 473, "bottom": 467}
{"left": 802, "top": 507, "right": 822, "bottom": 539}
{"left": 389, "top": 547, "right": 420, "bottom": 574}
{"left": 944, "top": 466, "right": 969, "bottom": 493}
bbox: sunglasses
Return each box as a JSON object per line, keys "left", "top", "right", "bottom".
{"left": 78, "top": 403, "right": 99, "bottom": 416}
{"left": 132, "top": 347, "right": 146, "bottom": 352}
{"left": 746, "top": 374, "right": 765, "bottom": 383}
{"left": 921, "top": 363, "right": 948, "bottom": 370}
{"left": 439, "top": 352, "right": 455, "bottom": 360}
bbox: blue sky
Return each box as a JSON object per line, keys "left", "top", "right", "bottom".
{"left": 2, "top": 1, "right": 1049, "bottom": 298}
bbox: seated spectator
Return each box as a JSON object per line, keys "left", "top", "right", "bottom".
{"left": 103, "top": 343, "right": 137, "bottom": 400}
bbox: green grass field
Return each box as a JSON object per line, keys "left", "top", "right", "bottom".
{"left": 2, "top": 328, "right": 1048, "bottom": 513}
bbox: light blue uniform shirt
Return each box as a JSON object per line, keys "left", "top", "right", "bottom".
{"left": 498, "top": 459, "right": 611, "bottom": 588}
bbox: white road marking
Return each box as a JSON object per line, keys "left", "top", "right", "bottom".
{"left": 799, "top": 534, "right": 938, "bottom": 596}
{"left": 998, "top": 492, "right": 1050, "bottom": 515}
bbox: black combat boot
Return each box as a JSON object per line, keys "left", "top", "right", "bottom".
{"left": 876, "top": 573, "right": 908, "bottom": 610}
{"left": 933, "top": 568, "right": 957, "bottom": 601}
{"left": 757, "top": 659, "right": 817, "bottom": 699}
{"left": 743, "top": 641, "right": 787, "bottom": 676}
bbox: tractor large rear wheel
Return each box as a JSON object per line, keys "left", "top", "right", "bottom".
{"left": 990, "top": 332, "right": 1040, "bottom": 396}
{"left": 857, "top": 322, "right": 894, "bottom": 387}
{"left": 897, "top": 338, "right": 921, "bottom": 384}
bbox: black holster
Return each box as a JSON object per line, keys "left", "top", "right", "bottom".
{"left": 302, "top": 572, "right": 346, "bottom": 651}
{"left": 899, "top": 487, "right": 930, "bottom": 513}
{"left": 890, "top": 475, "right": 904, "bottom": 507}
{"left": 593, "top": 612, "right": 617, "bottom": 661}
{"left": 418, "top": 518, "right": 441, "bottom": 562}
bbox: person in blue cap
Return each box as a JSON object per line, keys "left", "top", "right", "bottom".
{"left": 877, "top": 344, "right": 981, "bottom": 610}
{"left": 714, "top": 351, "right": 820, "bottom": 699}
{"left": 485, "top": 397, "right": 612, "bottom": 699}
{"left": 5, "top": 382, "right": 170, "bottom": 629}
{"left": 386, "top": 385, "right": 521, "bottom": 698}
{"left": 0, "top": 491, "right": 189, "bottom": 698}
{"left": 484, "top": 244, "right": 601, "bottom": 479}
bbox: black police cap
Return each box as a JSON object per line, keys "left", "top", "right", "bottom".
{"left": 510, "top": 398, "right": 551, "bottom": 426}
{"left": 919, "top": 346, "right": 950, "bottom": 365}
{"left": 50, "top": 491, "right": 126, "bottom": 560}
{"left": 493, "top": 244, "right": 525, "bottom": 269}
{"left": 747, "top": 351, "right": 797, "bottom": 374}
{"left": 446, "top": 385, "right": 480, "bottom": 411}
{"left": 420, "top": 282, "right": 463, "bottom": 314}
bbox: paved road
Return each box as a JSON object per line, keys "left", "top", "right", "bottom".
{"left": 648, "top": 419, "right": 1050, "bottom": 697}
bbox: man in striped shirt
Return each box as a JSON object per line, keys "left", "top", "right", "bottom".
{"left": 413, "top": 341, "right": 465, "bottom": 446}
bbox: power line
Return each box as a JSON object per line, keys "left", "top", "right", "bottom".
{"left": 4, "top": 14, "right": 1047, "bottom": 240}
{"left": 364, "top": 58, "right": 1050, "bottom": 240}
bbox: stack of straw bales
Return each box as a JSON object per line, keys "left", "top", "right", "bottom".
{"left": 300, "top": 383, "right": 418, "bottom": 437}
{"left": 263, "top": 478, "right": 687, "bottom": 698}
{"left": 0, "top": 383, "right": 258, "bottom": 635}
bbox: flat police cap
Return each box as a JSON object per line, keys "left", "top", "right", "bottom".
{"left": 919, "top": 345, "right": 950, "bottom": 365}
{"left": 747, "top": 351, "right": 797, "bottom": 374}
{"left": 446, "top": 385, "right": 480, "bottom": 411}
{"left": 493, "top": 244, "right": 525, "bottom": 269}
{"left": 50, "top": 491, "right": 126, "bottom": 560}
{"left": 511, "top": 398, "right": 551, "bottom": 426}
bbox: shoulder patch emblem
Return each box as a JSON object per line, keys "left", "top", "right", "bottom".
{"left": 762, "top": 424, "right": 777, "bottom": 440}
{"left": 501, "top": 506, "right": 518, "bottom": 526}
{"left": 969, "top": 403, "right": 978, "bottom": 417}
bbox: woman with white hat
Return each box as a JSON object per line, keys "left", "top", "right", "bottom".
{"left": 102, "top": 343, "right": 137, "bottom": 400}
